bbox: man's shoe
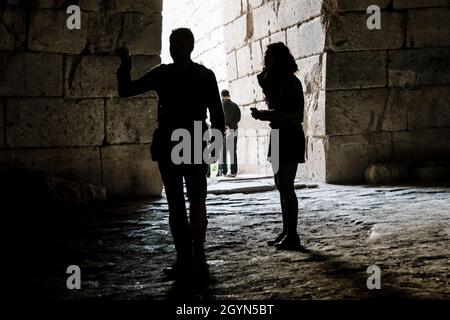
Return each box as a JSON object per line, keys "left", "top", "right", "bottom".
{"left": 227, "top": 173, "right": 237, "bottom": 178}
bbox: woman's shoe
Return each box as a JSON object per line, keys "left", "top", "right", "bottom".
{"left": 275, "top": 234, "right": 301, "bottom": 251}
{"left": 267, "top": 233, "right": 286, "bottom": 246}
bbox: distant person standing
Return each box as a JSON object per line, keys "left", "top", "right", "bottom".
{"left": 218, "top": 90, "right": 241, "bottom": 177}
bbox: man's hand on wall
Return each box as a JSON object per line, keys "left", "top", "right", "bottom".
{"left": 115, "top": 47, "right": 130, "bottom": 62}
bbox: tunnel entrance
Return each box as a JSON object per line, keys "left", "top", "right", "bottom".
{"left": 1, "top": 0, "right": 448, "bottom": 197}
{"left": 161, "top": 0, "right": 328, "bottom": 181}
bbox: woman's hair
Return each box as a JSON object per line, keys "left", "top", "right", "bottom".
{"left": 264, "top": 42, "right": 298, "bottom": 74}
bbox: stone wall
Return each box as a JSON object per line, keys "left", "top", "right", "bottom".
{"left": 224, "top": 0, "right": 327, "bottom": 179}
{"left": 223, "top": 0, "right": 450, "bottom": 182}
{"left": 162, "top": 0, "right": 227, "bottom": 89}
{"left": 324, "top": 0, "right": 450, "bottom": 182}
{"left": 0, "top": 0, "right": 164, "bottom": 196}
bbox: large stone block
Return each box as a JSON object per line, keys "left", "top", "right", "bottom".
{"left": 326, "top": 51, "right": 387, "bottom": 90}
{"left": 365, "top": 163, "right": 410, "bottom": 184}
{"left": 393, "top": 0, "right": 450, "bottom": 9}
{"left": 305, "top": 136, "right": 327, "bottom": 182}
{"left": 238, "top": 102, "right": 271, "bottom": 131}
{"left": 287, "top": 17, "right": 326, "bottom": 59}
{"left": 86, "top": 11, "right": 162, "bottom": 55}
{"left": 0, "top": 52, "right": 63, "bottom": 97}
{"left": 227, "top": 51, "right": 237, "bottom": 81}
{"left": 326, "top": 132, "right": 392, "bottom": 183}
{"left": 0, "top": 7, "right": 26, "bottom": 50}
{"left": 122, "top": 13, "right": 162, "bottom": 56}
{"left": 407, "top": 8, "right": 450, "bottom": 48}
{"left": 327, "top": 12, "right": 404, "bottom": 51}
{"left": 326, "top": 89, "right": 407, "bottom": 135}
{"left": 0, "top": 147, "right": 102, "bottom": 185}
{"left": 79, "top": 0, "right": 163, "bottom": 13}
{"left": 65, "top": 55, "right": 160, "bottom": 98}
{"left": 6, "top": 98, "right": 104, "bottom": 148}
{"left": 236, "top": 45, "right": 252, "bottom": 78}
{"left": 6, "top": 0, "right": 66, "bottom": 8}
{"left": 101, "top": 144, "right": 163, "bottom": 196}
{"left": 252, "top": 3, "right": 279, "bottom": 41}
{"left": 296, "top": 56, "right": 326, "bottom": 136}
{"left": 278, "top": 0, "right": 322, "bottom": 28}
{"left": 250, "top": 40, "right": 264, "bottom": 74}
{"left": 393, "top": 129, "right": 450, "bottom": 162}
{"left": 106, "top": 98, "right": 158, "bottom": 144}
{"left": 405, "top": 86, "right": 450, "bottom": 130}
{"left": 224, "top": 14, "right": 247, "bottom": 53}
{"left": 229, "top": 75, "right": 259, "bottom": 106}
{"left": 389, "top": 48, "right": 450, "bottom": 87}
{"left": 333, "top": 0, "right": 390, "bottom": 11}
{"left": 28, "top": 9, "right": 88, "bottom": 54}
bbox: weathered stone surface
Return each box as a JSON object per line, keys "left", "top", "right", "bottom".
{"left": 326, "top": 132, "right": 392, "bottom": 183}
{"left": 0, "top": 147, "right": 102, "bottom": 185}
{"left": 252, "top": 4, "right": 279, "bottom": 41}
{"left": 224, "top": 14, "right": 247, "bottom": 53}
{"left": 65, "top": 55, "right": 160, "bottom": 98}
{"left": 304, "top": 136, "right": 327, "bottom": 181}
{"left": 80, "top": 0, "right": 163, "bottom": 13}
{"left": 407, "top": 8, "right": 450, "bottom": 48}
{"left": 0, "top": 52, "right": 63, "bottom": 97}
{"left": 278, "top": 0, "right": 322, "bottom": 29}
{"left": 6, "top": 0, "right": 65, "bottom": 8}
{"left": 393, "top": 0, "right": 450, "bottom": 9}
{"left": 413, "top": 162, "right": 450, "bottom": 182}
{"left": 393, "top": 129, "right": 450, "bottom": 163}
{"left": 28, "top": 9, "right": 88, "bottom": 54}
{"left": 365, "top": 163, "right": 410, "bottom": 184}
{"left": 0, "top": 100, "right": 4, "bottom": 147}
{"left": 333, "top": 0, "right": 390, "bottom": 11}
{"left": 326, "top": 89, "right": 407, "bottom": 135}
{"left": 405, "top": 86, "right": 450, "bottom": 130}
{"left": 250, "top": 40, "right": 264, "bottom": 74}
{"left": 229, "top": 75, "right": 259, "bottom": 106}
{"left": 224, "top": 0, "right": 243, "bottom": 25}
{"left": 326, "top": 51, "right": 387, "bottom": 90}
{"left": 287, "top": 17, "right": 326, "bottom": 59}
{"left": 295, "top": 55, "right": 326, "bottom": 136}
{"left": 86, "top": 12, "right": 162, "bottom": 55}
{"left": 236, "top": 45, "right": 252, "bottom": 78}
{"left": 327, "top": 12, "right": 404, "bottom": 51}
{"left": 101, "top": 144, "right": 162, "bottom": 196}
{"left": 0, "top": 7, "right": 26, "bottom": 50}
{"left": 389, "top": 48, "right": 450, "bottom": 87}
{"left": 105, "top": 98, "right": 158, "bottom": 145}
{"left": 226, "top": 51, "right": 238, "bottom": 81}
{"left": 47, "top": 175, "right": 107, "bottom": 205}
{"left": 6, "top": 98, "right": 104, "bottom": 148}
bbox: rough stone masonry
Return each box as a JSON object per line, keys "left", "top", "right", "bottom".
{"left": 0, "top": 0, "right": 164, "bottom": 196}
{"left": 1, "top": 0, "right": 449, "bottom": 196}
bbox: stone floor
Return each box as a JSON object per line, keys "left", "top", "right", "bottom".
{"left": 30, "top": 178, "right": 450, "bottom": 300}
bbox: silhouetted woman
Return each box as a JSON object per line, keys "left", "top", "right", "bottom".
{"left": 251, "top": 43, "right": 305, "bottom": 250}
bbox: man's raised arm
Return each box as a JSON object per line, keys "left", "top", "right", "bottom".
{"left": 116, "top": 47, "right": 158, "bottom": 97}
{"left": 205, "top": 70, "right": 225, "bottom": 135}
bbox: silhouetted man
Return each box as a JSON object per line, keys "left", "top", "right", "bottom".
{"left": 219, "top": 90, "right": 241, "bottom": 177}
{"left": 116, "top": 28, "right": 225, "bottom": 276}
